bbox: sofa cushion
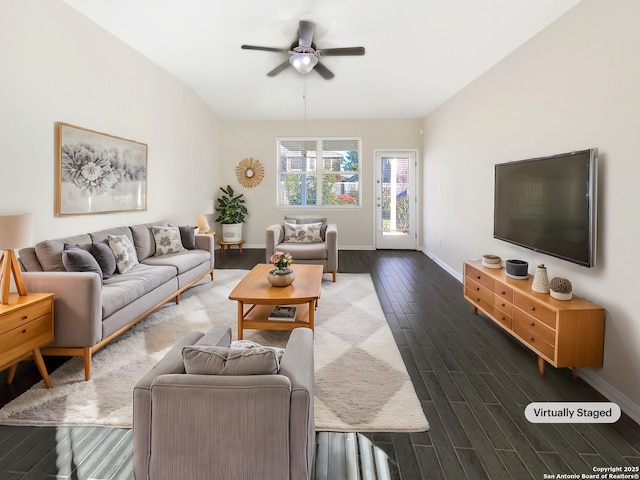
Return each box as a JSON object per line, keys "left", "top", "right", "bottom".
{"left": 62, "top": 245, "right": 102, "bottom": 277}
{"left": 101, "top": 264, "right": 176, "bottom": 318}
{"left": 152, "top": 226, "right": 185, "bottom": 256}
{"left": 90, "top": 242, "right": 117, "bottom": 280}
{"left": 34, "top": 234, "right": 92, "bottom": 271}
{"left": 18, "top": 247, "right": 43, "bottom": 272}
{"left": 130, "top": 223, "right": 168, "bottom": 261}
{"left": 141, "top": 249, "right": 210, "bottom": 274}
{"left": 283, "top": 221, "right": 323, "bottom": 243}
{"left": 182, "top": 345, "right": 279, "bottom": 375}
{"left": 273, "top": 242, "right": 327, "bottom": 260}
{"left": 179, "top": 225, "right": 198, "bottom": 250}
{"left": 108, "top": 234, "right": 139, "bottom": 274}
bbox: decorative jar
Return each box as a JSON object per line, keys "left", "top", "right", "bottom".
{"left": 267, "top": 267, "right": 295, "bottom": 287}
{"left": 532, "top": 264, "right": 550, "bottom": 293}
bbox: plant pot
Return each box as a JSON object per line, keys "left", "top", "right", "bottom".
{"left": 222, "top": 223, "right": 243, "bottom": 242}
{"left": 505, "top": 259, "right": 528, "bottom": 279}
{"left": 267, "top": 268, "right": 295, "bottom": 287}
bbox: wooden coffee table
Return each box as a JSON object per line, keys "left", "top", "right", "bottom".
{"left": 229, "top": 264, "right": 323, "bottom": 339}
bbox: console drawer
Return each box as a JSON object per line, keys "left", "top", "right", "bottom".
{"left": 465, "top": 265, "right": 493, "bottom": 290}
{"left": 0, "top": 314, "right": 53, "bottom": 367}
{"left": 0, "top": 300, "right": 51, "bottom": 336}
{"left": 514, "top": 293, "right": 556, "bottom": 329}
{"left": 513, "top": 309, "right": 556, "bottom": 346}
{"left": 513, "top": 320, "right": 555, "bottom": 360}
{"left": 465, "top": 281, "right": 494, "bottom": 315}
{"left": 494, "top": 295, "right": 513, "bottom": 317}
{"left": 494, "top": 281, "right": 514, "bottom": 303}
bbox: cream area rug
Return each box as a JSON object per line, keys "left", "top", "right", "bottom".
{"left": 0, "top": 270, "right": 429, "bottom": 433}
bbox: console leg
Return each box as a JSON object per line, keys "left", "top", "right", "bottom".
{"left": 538, "top": 356, "right": 545, "bottom": 375}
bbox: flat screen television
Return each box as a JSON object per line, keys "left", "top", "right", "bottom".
{"left": 494, "top": 148, "right": 598, "bottom": 267}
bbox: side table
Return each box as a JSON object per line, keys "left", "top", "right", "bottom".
{"left": 217, "top": 239, "right": 244, "bottom": 256}
{"left": 0, "top": 293, "right": 55, "bottom": 388}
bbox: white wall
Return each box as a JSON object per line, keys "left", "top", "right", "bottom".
{"left": 0, "top": 0, "right": 221, "bottom": 243}
{"left": 422, "top": 0, "right": 640, "bottom": 422}
{"left": 220, "top": 119, "right": 423, "bottom": 248}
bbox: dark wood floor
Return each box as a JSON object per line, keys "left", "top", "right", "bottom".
{"left": 1, "top": 249, "right": 639, "bottom": 479}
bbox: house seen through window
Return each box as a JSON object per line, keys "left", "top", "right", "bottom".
{"left": 277, "top": 138, "right": 361, "bottom": 207}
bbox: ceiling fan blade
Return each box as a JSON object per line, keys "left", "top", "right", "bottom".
{"left": 241, "top": 44, "right": 289, "bottom": 53}
{"left": 267, "top": 60, "right": 292, "bottom": 77}
{"left": 314, "top": 62, "right": 335, "bottom": 80}
{"left": 319, "top": 47, "right": 365, "bottom": 56}
{"left": 298, "top": 20, "right": 315, "bottom": 48}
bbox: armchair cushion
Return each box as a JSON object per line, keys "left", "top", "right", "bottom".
{"left": 284, "top": 221, "right": 323, "bottom": 243}
{"left": 183, "top": 345, "right": 279, "bottom": 375}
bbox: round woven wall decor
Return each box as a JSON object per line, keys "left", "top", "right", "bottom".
{"left": 235, "top": 157, "right": 264, "bottom": 188}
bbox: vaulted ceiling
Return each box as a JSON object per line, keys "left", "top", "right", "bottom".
{"left": 64, "top": 0, "right": 580, "bottom": 120}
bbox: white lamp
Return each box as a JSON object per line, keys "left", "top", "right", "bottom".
{"left": 289, "top": 52, "right": 318, "bottom": 74}
{"left": 0, "top": 213, "right": 33, "bottom": 304}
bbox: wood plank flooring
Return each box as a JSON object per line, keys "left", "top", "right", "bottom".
{"left": 1, "top": 249, "right": 639, "bottom": 479}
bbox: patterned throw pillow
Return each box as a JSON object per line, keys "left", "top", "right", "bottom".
{"left": 283, "top": 221, "right": 323, "bottom": 243}
{"left": 107, "top": 234, "right": 139, "bottom": 274}
{"left": 152, "top": 226, "right": 185, "bottom": 256}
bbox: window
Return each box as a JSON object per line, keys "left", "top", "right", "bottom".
{"left": 277, "top": 137, "right": 361, "bottom": 207}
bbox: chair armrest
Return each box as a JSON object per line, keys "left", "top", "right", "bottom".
{"left": 325, "top": 223, "right": 338, "bottom": 274}
{"left": 279, "top": 327, "right": 315, "bottom": 479}
{"left": 265, "top": 224, "right": 284, "bottom": 262}
{"left": 195, "top": 233, "right": 215, "bottom": 270}
{"left": 22, "top": 272, "right": 103, "bottom": 347}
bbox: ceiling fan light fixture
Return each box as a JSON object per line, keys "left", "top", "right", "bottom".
{"left": 289, "top": 52, "right": 318, "bottom": 74}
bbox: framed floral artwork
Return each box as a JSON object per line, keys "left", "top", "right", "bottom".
{"left": 55, "top": 122, "right": 148, "bottom": 215}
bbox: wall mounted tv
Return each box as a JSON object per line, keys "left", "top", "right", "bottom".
{"left": 494, "top": 148, "right": 598, "bottom": 267}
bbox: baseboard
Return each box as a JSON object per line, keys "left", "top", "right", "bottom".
{"left": 578, "top": 369, "right": 640, "bottom": 426}
{"left": 426, "top": 249, "right": 640, "bottom": 427}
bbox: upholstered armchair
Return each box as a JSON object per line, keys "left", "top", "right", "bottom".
{"left": 266, "top": 216, "right": 338, "bottom": 281}
{"left": 133, "top": 326, "right": 315, "bottom": 480}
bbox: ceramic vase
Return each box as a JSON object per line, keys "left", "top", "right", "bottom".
{"left": 267, "top": 267, "right": 295, "bottom": 287}
{"left": 532, "top": 264, "right": 550, "bottom": 293}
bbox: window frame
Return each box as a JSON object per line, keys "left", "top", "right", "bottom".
{"left": 276, "top": 136, "right": 362, "bottom": 209}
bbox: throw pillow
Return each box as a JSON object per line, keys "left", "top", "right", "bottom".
{"left": 89, "top": 241, "right": 117, "bottom": 280}
{"left": 62, "top": 245, "right": 102, "bottom": 278}
{"left": 152, "top": 226, "right": 185, "bottom": 256}
{"left": 182, "top": 345, "right": 279, "bottom": 375}
{"left": 283, "top": 221, "right": 323, "bottom": 243}
{"left": 230, "top": 339, "right": 285, "bottom": 367}
{"left": 179, "top": 225, "right": 198, "bottom": 250}
{"left": 107, "top": 234, "right": 139, "bottom": 274}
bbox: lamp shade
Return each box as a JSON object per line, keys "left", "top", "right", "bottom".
{"left": 289, "top": 52, "right": 318, "bottom": 74}
{"left": 0, "top": 213, "right": 33, "bottom": 249}
{"left": 196, "top": 214, "right": 210, "bottom": 233}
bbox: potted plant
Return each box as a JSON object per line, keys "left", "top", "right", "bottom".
{"left": 214, "top": 185, "right": 248, "bottom": 242}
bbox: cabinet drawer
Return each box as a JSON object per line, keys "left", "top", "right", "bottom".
{"left": 493, "top": 295, "right": 513, "bottom": 317}
{"left": 0, "top": 300, "right": 51, "bottom": 336}
{"left": 465, "top": 281, "right": 494, "bottom": 315}
{"left": 514, "top": 293, "right": 556, "bottom": 329}
{"left": 493, "top": 306, "right": 513, "bottom": 330}
{"left": 513, "top": 320, "right": 555, "bottom": 360}
{"left": 465, "top": 265, "right": 493, "bottom": 290}
{"left": 513, "top": 309, "right": 556, "bottom": 346}
{"left": 0, "top": 314, "right": 54, "bottom": 367}
{"left": 494, "top": 281, "right": 514, "bottom": 303}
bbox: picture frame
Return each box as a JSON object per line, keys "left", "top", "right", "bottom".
{"left": 55, "top": 122, "right": 148, "bottom": 216}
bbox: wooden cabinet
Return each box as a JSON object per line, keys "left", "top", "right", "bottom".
{"left": 0, "top": 293, "right": 54, "bottom": 388}
{"left": 463, "top": 260, "right": 604, "bottom": 377}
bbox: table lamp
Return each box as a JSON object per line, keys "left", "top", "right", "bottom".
{"left": 196, "top": 199, "right": 214, "bottom": 233}
{"left": 0, "top": 213, "right": 33, "bottom": 304}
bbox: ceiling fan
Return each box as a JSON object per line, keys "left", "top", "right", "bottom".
{"left": 241, "top": 20, "right": 365, "bottom": 80}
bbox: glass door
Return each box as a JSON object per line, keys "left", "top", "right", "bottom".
{"left": 375, "top": 150, "right": 418, "bottom": 250}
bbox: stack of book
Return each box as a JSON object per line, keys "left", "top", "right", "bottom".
{"left": 268, "top": 306, "right": 297, "bottom": 322}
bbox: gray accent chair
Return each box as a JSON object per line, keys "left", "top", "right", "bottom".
{"left": 266, "top": 216, "right": 338, "bottom": 282}
{"left": 133, "top": 326, "right": 315, "bottom": 480}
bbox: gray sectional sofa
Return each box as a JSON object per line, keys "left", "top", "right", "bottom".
{"left": 18, "top": 222, "right": 215, "bottom": 380}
